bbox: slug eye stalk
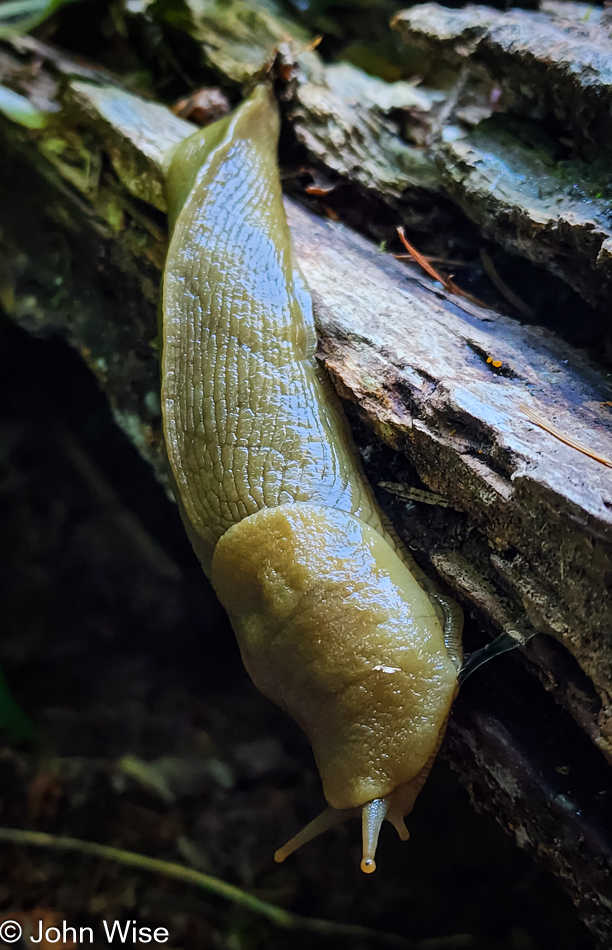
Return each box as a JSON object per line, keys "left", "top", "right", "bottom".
{"left": 274, "top": 792, "right": 412, "bottom": 874}
{"left": 360, "top": 798, "right": 390, "bottom": 873}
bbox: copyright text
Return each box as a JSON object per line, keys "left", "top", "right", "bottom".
{"left": 0, "top": 919, "right": 170, "bottom": 944}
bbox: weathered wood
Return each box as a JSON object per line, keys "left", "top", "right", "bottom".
{"left": 392, "top": 2, "right": 612, "bottom": 157}
{"left": 392, "top": 2, "right": 612, "bottom": 310}
{"left": 287, "top": 54, "right": 441, "bottom": 197}
{"left": 1, "top": 30, "right": 611, "bottom": 946}
{"left": 123, "top": 0, "right": 612, "bottom": 311}
{"left": 290, "top": 200, "right": 612, "bottom": 710}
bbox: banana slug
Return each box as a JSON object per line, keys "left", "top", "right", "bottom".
{"left": 161, "top": 84, "right": 463, "bottom": 873}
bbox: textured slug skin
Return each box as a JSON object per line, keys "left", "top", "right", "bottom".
{"left": 162, "top": 85, "right": 460, "bottom": 846}
{"left": 163, "top": 85, "right": 385, "bottom": 576}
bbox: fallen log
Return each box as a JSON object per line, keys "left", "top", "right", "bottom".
{"left": 0, "top": 19, "right": 611, "bottom": 946}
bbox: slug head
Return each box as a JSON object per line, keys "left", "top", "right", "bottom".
{"left": 211, "top": 503, "right": 457, "bottom": 871}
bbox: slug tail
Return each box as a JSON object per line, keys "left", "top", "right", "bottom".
{"left": 360, "top": 798, "right": 389, "bottom": 874}
{"left": 274, "top": 806, "right": 356, "bottom": 864}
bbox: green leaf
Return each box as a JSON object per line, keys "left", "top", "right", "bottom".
{"left": 0, "top": 0, "right": 84, "bottom": 37}
{"left": 0, "top": 85, "right": 48, "bottom": 128}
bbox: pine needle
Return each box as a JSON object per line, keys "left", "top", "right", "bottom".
{"left": 480, "top": 250, "right": 534, "bottom": 320}
{"left": 379, "top": 482, "right": 451, "bottom": 507}
{"left": 520, "top": 404, "right": 612, "bottom": 468}
{"left": 396, "top": 228, "right": 487, "bottom": 309}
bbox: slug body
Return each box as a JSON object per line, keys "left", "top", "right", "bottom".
{"left": 162, "top": 85, "right": 462, "bottom": 871}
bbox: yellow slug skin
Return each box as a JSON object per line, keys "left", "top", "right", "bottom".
{"left": 212, "top": 504, "right": 457, "bottom": 811}
{"left": 162, "top": 85, "right": 461, "bottom": 863}
{"left": 163, "top": 85, "right": 385, "bottom": 575}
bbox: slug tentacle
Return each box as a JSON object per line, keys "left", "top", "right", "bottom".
{"left": 162, "top": 83, "right": 463, "bottom": 872}
{"left": 275, "top": 792, "right": 411, "bottom": 873}
{"left": 361, "top": 798, "right": 389, "bottom": 873}
{"left": 274, "top": 806, "right": 358, "bottom": 865}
